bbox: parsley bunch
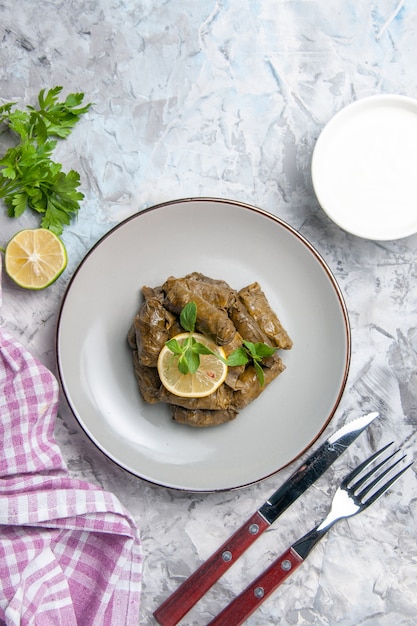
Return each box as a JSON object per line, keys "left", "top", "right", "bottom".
{"left": 0, "top": 86, "right": 91, "bottom": 234}
{"left": 166, "top": 302, "right": 277, "bottom": 385}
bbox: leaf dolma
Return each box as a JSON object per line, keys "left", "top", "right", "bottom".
{"left": 238, "top": 282, "right": 293, "bottom": 349}
{"left": 231, "top": 357, "right": 285, "bottom": 410}
{"left": 171, "top": 406, "right": 238, "bottom": 428}
{"left": 163, "top": 277, "right": 236, "bottom": 345}
{"left": 135, "top": 287, "right": 177, "bottom": 367}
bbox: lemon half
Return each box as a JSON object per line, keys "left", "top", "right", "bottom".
{"left": 157, "top": 332, "right": 228, "bottom": 398}
{"left": 5, "top": 228, "right": 67, "bottom": 290}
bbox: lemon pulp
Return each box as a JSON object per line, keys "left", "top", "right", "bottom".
{"left": 5, "top": 228, "right": 67, "bottom": 290}
{"left": 157, "top": 332, "right": 228, "bottom": 398}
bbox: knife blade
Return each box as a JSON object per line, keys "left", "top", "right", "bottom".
{"left": 153, "top": 411, "right": 378, "bottom": 626}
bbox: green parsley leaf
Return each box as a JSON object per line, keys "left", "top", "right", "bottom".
{"left": 31, "top": 86, "right": 92, "bottom": 139}
{"left": 0, "top": 86, "right": 92, "bottom": 234}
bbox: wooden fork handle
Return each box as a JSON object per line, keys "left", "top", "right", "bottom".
{"left": 153, "top": 511, "right": 269, "bottom": 626}
{"left": 208, "top": 546, "right": 304, "bottom": 626}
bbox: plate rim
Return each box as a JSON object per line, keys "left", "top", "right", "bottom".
{"left": 311, "top": 93, "right": 417, "bottom": 241}
{"left": 56, "top": 197, "right": 351, "bottom": 492}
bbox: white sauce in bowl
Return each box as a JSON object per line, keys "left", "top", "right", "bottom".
{"left": 312, "top": 95, "right": 417, "bottom": 240}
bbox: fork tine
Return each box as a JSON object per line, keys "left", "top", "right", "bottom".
{"left": 360, "top": 461, "right": 413, "bottom": 507}
{"left": 351, "top": 449, "right": 405, "bottom": 494}
{"left": 207, "top": 446, "right": 411, "bottom": 626}
{"left": 341, "top": 442, "right": 394, "bottom": 487}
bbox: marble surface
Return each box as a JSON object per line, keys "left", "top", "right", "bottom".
{"left": 1, "top": 1, "right": 416, "bottom": 624}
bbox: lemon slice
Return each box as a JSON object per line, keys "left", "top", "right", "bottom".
{"left": 4, "top": 228, "right": 67, "bottom": 290}
{"left": 157, "top": 332, "right": 228, "bottom": 398}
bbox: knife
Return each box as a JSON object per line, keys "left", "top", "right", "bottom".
{"left": 153, "top": 411, "right": 378, "bottom": 626}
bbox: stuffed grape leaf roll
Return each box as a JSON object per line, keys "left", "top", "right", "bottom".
{"left": 131, "top": 287, "right": 178, "bottom": 367}
{"left": 162, "top": 276, "right": 236, "bottom": 345}
{"left": 128, "top": 273, "right": 292, "bottom": 428}
{"left": 171, "top": 406, "right": 238, "bottom": 427}
{"left": 238, "top": 282, "right": 293, "bottom": 349}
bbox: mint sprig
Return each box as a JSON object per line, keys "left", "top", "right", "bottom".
{"left": 165, "top": 333, "right": 215, "bottom": 375}
{"left": 165, "top": 301, "right": 277, "bottom": 385}
{"left": 224, "top": 340, "right": 277, "bottom": 386}
{"left": 165, "top": 301, "right": 216, "bottom": 374}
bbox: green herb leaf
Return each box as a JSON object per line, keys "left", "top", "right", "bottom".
{"left": 0, "top": 86, "right": 92, "bottom": 233}
{"left": 226, "top": 347, "right": 249, "bottom": 367}
{"left": 229, "top": 340, "right": 277, "bottom": 385}
{"left": 253, "top": 360, "right": 265, "bottom": 386}
{"left": 243, "top": 340, "right": 277, "bottom": 359}
{"left": 241, "top": 340, "right": 257, "bottom": 359}
{"left": 165, "top": 338, "right": 183, "bottom": 355}
{"left": 10, "top": 193, "right": 27, "bottom": 218}
{"left": 180, "top": 301, "right": 197, "bottom": 332}
{"left": 165, "top": 303, "right": 279, "bottom": 385}
{"left": 177, "top": 352, "right": 191, "bottom": 374}
{"left": 184, "top": 346, "right": 200, "bottom": 374}
{"left": 40, "top": 170, "right": 85, "bottom": 235}
{"left": 193, "top": 341, "right": 215, "bottom": 356}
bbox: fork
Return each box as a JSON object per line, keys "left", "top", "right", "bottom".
{"left": 208, "top": 443, "right": 412, "bottom": 626}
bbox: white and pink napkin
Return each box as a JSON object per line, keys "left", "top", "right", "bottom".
{"left": 0, "top": 270, "right": 142, "bottom": 625}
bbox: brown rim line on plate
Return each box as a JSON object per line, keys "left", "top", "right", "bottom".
{"left": 56, "top": 198, "right": 351, "bottom": 492}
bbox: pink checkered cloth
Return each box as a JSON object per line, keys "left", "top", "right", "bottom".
{"left": 0, "top": 283, "right": 142, "bottom": 624}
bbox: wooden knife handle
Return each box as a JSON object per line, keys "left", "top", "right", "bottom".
{"left": 153, "top": 511, "right": 269, "bottom": 626}
{"left": 207, "top": 546, "right": 303, "bottom": 626}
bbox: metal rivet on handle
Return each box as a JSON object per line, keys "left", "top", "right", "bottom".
{"left": 254, "top": 587, "right": 265, "bottom": 598}
{"left": 249, "top": 524, "right": 259, "bottom": 535}
{"left": 281, "top": 559, "right": 292, "bottom": 571}
{"left": 222, "top": 550, "right": 232, "bottom": 562}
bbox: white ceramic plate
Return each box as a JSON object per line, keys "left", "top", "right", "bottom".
{"left": 312, "top": 94, "right": 417, "bottom": 240}
{"left": 57, "top": 198, "right": 350, "bottom": 491}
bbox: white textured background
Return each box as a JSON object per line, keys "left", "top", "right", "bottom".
{"left": 0, "top": 2, "right": 416, "bottom": 624}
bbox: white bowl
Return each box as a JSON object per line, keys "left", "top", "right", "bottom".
{"left": 312, "top": 94, "right": 417, "bottom": 240}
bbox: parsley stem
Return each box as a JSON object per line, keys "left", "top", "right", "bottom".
{"left": 0, "top": 86, "right": 91, "bottom": 234}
